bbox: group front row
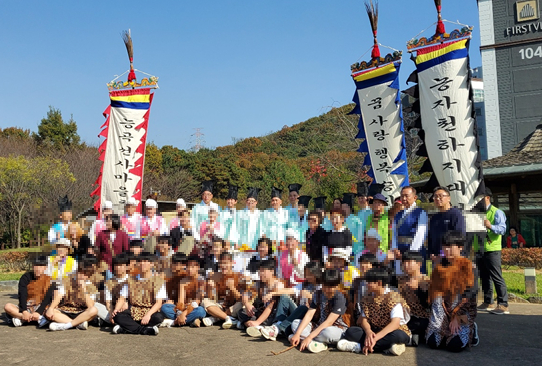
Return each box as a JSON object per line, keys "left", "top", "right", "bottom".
{"left": 4, "top": 231, "right": 478, "bottom": 356}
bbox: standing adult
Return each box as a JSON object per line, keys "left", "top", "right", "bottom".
{"left": 48, "top": 196, "right": 73, "bottom": 245}
{"left": 305, "top": 211, "right": 328, "bottom": 263}
{"left": 391, "top": 186, "right": 429, "bottom": 274}
{"left": 261, "top": 187, "right": 290, "bottom": 248}
{"left": 96, "top": 214, "right": 130, "bottom": 272}
{"left": 219, "top": 185, "right": 240, "bottom": 247}
{"left": 365, "top": 190, "right": 389, "bottom": 253}
{"left": 475, "top": 188, "right": 509, "bottom": 315}
{"left": 285, "top": 183, "right": 302, "bottom": 221}
{"left": 237, "top": 187, "right": 263, "bottom": 250}
{"left": 506, "top": 227, "right": 526, "bottom": 249}
{"left": 191, "top": 180, "right": 220, "bottom": 233}
{"left": 168, "top": 198, "right": 187, "bottom": 231}
{"left": 314, "top": 196, "right": 332, "bottom": 231}
{"left": 121, "top": 197, "right": 142, "bottom": 240}
{"left": 290, "top": 195, "right": 311, "bottom": 243}
{"left": 427, "top": 186, "right": 466, "bottom": 265}
{"left": 355, "top": 182, "right": 372, "bottom": 254}
{"left": 140, "top": 199, "right": 168, "bottom": 253}
{"left": 342, "top": 193, "right": 361, "bottom": 256}
{"left": 89, "top": 201, "right": 114, "bottom": 245}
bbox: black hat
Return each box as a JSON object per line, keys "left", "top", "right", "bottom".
{"left": 342, "top": 193, "right": 356, "bottom": 209}
{"left": 247, "top": 187, "right": 261, "bottom": 200}
{"left": 58, "top": 195, "right": 72, "bottom": 213}
{"left": 201, "top": 180, "right": 214, "bottom": 194}
{"left": 172, "top": 252, "right": 188, "bottom": 263}
{"left": 112, "top": 253, "right": 130, "bottom": 266}
{"left": 288, "top": 183, "right": 302, "bottom": 194}
{"left": 157, "top": 235, "right": 171, "bottom": 244}
{"left": 140, "top": 251, "right": 157, "bottom": 262}
{"left": 33, "top": 255, "right": 48, "bottom": 267}
{"left": 485, "top": 187, "right": 493, "bottom": 197}
{"left": 271, "top": 186, "right": 282, "bottom": 199}
{"left": 227, "top": 185, "right": 239, "bottom": 200}
{"left": 298, "top": 195, "right": 312, "bottom": 208}
{"left": 370, "top": 193, "right": 388, "bottom": 206}
{"left": 367, "top": 183, "right": 385, "bottom": 198}
{"left": 357, "top": 182, "right": 369, "bottom": 197}
{"left": 314, "top": 196, "right": 326, "bottom": 210}
{"left": 130, "top": 239, "right": 144, "bottom": 248}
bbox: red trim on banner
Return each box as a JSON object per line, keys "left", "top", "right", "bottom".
{"left": 415, "top": 39, "right": 462, "bottom": 55}
{"left": 110, "top": 88, "right": 152, "bottom": 97}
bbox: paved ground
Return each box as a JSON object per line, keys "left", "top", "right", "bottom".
{"left": 0, "top": 292, "right": 541, "bottom": 366}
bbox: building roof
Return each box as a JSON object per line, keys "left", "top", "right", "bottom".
{"left": 483, "top": 124, "right": 542, "bottom": 168}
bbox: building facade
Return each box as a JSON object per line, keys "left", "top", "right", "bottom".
{"left": 478, "top": 0, "right": 542, "bottom": 158}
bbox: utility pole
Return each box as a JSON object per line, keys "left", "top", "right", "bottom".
{"left": 190, "top": 128, "right": 205, "bottom": 152}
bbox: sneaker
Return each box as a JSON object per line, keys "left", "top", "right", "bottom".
{"left": 12, "top": 318, "right": 22, "bottom": 327}
{"left": 410, "top": 334, "right": 419, "bottom": 347}
{"left": 246, "top": 326, "right": 262, "bottom": 337}
{"left": 477, "top": 303, "right": 495, "bottom": 312}
{"left": 76, "top": 321, "right": 88, "bottom": 330}
{"left": 143, "top": 326, "right": 159, "bottom": 335}
{"left": 190, "top": 319, "right": 201, "bottom": 328}
{"left": 159, "top": 319, "right": 174, "bottom": 328}
{"left": 49, "top": 322, "right": 67, "bottom": 331}
{"left": 472, "top": 322, "right": 479, "bottom": 347}
{"left": 261, "top": 325, "right": 279, "bottom": 341}
{"left": 222, "top": 316, "right": 233, "bottom": 329}
{"left": 385, "top": 344, "right": 406, "bottom": 356}
{"left": 307, "top": 341, "right": 328, "bottom": 353}
{"left": 38, "top": 316, "right": 49, "bottom": 328}
{"left": 112, "top": 325, "right": 126, "bottom": 334}
{"left": 489, "top": 305, "right": 510, "bottom": 315}
{"left": 202, "top": 316, "right": 217, "bottom": 327}
{"left": 337, "top": 339, "right": 361, "bottom": 353}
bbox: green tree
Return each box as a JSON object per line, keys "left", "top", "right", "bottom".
{"left": 0, "top": 155, "right": 75, "bottom": 248}
{"left": 33, "top": 106, "right": 81, "bottom": 150}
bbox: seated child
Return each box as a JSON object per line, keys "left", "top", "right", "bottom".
{"left": 337, "top": 267, "right": 411, "bottom": 356}
{"left": 239, "top": 259, "right": 296, "bottom": 337}
{"left": 426, "top": 231, "right": 479, "bottom": 352}
{"left": 46, "top": 256, "right": 99, "bottom": 331}
{"left": 95, "top": 253, "right": 130, "bottom": 325}
{"left": 202, "top": 252, "right": 247, "bottom": 329}
{"left": 350, "top": 253, "right": 378, "bottom": 324}
{"left": 244, "top": 237, "right": 273, "bottom": 281}
{"left": 203, "top": 235, "right": 225, "bottom": 276}
{"left": 112, "top": 252, "right": 166, "bottom": 335}
{"left": 399, "top": 250, "right": 430, "bottom": 346}
{"left": 155, "top": 235, "right": 173, "bottom": 278}
{"left": 289, "top": 268, "right": 350, "bottom": 353}
{"left": 260, "top": 260, "right": 323, "bottom": 340}
{"left": 161, "top": 255, "right": 206, "bottom": 327}
{"left": 4, "top": 255, "right": 55, "bottom": 328}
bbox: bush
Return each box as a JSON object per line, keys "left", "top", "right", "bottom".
{"left": 0, "top": 251, "right": 32, "bottom": 272}
{"left": 501, "top": 248, "right": 542, "bottom": 269}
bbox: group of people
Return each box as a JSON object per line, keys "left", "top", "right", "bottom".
{"left": 4, "top": 180, "right": 512, "bottom": 356}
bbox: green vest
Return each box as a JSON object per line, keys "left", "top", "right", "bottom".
{"left": 474, "top": 205, "right": 502, "bottom": 252}
{"left": 366, "top": 213, "right": 389, "bottom": 252}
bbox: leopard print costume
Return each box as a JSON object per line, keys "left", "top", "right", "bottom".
{"left": 361, "top": 291, "right": 411, "bottom": 337}
{"left": 127, "top": 276, "right": 164, "bottom": 321}
{"left": 58, "top": 277, "right": 98, "bottom": 314}
{"left": 398, "top": 275, "right": 430, "bottom": 319}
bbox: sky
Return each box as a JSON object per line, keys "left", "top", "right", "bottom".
{"left": 1, "top": 0, "right": 482, "bottom": 150}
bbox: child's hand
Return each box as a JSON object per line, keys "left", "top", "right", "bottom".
{"left": 449, "top": 316, "right": 461, "bottom": 335}
{"left": 246, "top": 320, "right": 259, "bottom": 328}
{"left": 290, "top": 334, "right": 301, "bottom": 347}
{"left": 245, "top": 304, "right": 255, "bottom": 317}
{"left": 21, "top": 311, "right": 31, "bottom": 322}
{"left": 141, "top": 314, "right": 151, "bottom": 325}
{"left": 30, "top": 312, "right": 40, "bottom": 322}
{"left": 176, "top": 314, "right": 186, "bottom": 325}
{"left": 299, "top": 336, "right": 313, "bottom": 351}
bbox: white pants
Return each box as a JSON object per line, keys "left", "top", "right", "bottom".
{"left": 94, "top": 302, "right": 111, "bottom": 323}
{"left": 291, "top": 318, "right": 344, "bottom": 345}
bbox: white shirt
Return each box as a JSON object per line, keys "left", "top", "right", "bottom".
{"left": 361, "top": 287, "right": 410, "bottom": 325}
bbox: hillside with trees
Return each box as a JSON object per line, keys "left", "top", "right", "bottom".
{"left": 0, "top": 103, "right": 423, "bottom": 248}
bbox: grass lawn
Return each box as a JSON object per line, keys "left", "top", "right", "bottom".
{"left": 0, "top": 272, "right": 24, "bottom": 281}
{"left": 0, "top": 247, "right": 45, "bottom": 254}
{"left": 502, "top": 270, "right": 542, "bottom": 298}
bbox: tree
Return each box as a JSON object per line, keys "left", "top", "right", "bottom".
{"left": 33, "top": 106, "right": 81, "bottom": 150}
{"left": 0, "top": 155, "right": 75, "bottom": 248}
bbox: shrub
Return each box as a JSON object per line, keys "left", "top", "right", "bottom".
{"left": 0, "top": 251, "right": 32, "bottom": 272}
{"left": 501, "top": 248, "right": 542, "bottom": 269}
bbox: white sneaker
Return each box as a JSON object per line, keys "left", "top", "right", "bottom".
{"left": 472, "top": 322, "right": 479, "bottom": 347}
{"left": 159, "top": 319, "right": 174, "bottom": 328}
{"left": 38, "top": 316, "right": 49, "bottom": 328}
{"left": 76, "top": 321, "right": 88, "bottom": 330}
{"left": 337, "top": 339, "right": 361, "bottom": 353}
{"left": 261, "top": 325, "right": 279, "bottom": 341}
{"left": 386, "top": 344, "right": 406, "bottom": 356}
{"left": 246, "top": 326, "right": 262, "bottom": 337}
{"left": 221, "top": 316, "right": 233, "bottom": 329}
{"left": 307, "top": 341, "right": 328, "bottom": 353}
{"left": 12, "top": 318, "right": 22, "bottom": 327}
{"left": 112, "top": 325, "right": 125, "bottom": 334}
{"left": 202, "top": 316, "right": 217, "bottom": 327}
{"left": 49, "top": 322, "right": 67, "bottom": 331}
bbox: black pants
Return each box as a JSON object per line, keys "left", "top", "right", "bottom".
{"left": 408, "top": 316, "right": 429, "bottom": 337}
{"left": 427, "top": 334, "right": 466, "bottom": 353}
{"left": 477, "top": 250, "right": 508, "bottom": 306}
{"left": 344, "top": 327, "right": 410, "bottom": 353}
{"left": 113, "top": 309, "right": 164, "bottom": 334}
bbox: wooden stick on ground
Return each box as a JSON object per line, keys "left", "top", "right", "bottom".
{"left": 270, "top": 345, "right": 296, "bottom": 356}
